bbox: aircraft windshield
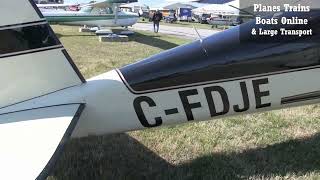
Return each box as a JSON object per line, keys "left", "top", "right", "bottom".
{"left": 91, "top": 7, "right": 114, "bottom": 15}
{"left": 80, "top": 6, "right": 93, "bottom": 13}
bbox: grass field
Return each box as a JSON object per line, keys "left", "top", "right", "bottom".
{"left": 48, "top": 25, "right": 320, "bottom": 180}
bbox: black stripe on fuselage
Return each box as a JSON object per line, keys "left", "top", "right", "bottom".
{"left": 0, "top": 20, "right": 47, "bottom": 30}
{"left": 0, "top": 22, "right": 61, "bottom": 57}
{"left": 118, "top": 42, "right": 320, "bottom": 94}
{"left": 117, "top": 65, "right": 320, "bottom": 95}
{"left": 281, "top": 91, "right": 320, "bottom": 105}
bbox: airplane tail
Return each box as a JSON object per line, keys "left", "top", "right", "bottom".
{"left": 0, "top": 1, "right": 86, "bottom": 179}
{"left": 0, "top": 2, "right": 85, "bottom": 109}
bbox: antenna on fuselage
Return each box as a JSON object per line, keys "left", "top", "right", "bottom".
{"left": 192, "top": 25, "right": 208, "bottom": 56}
{"left": 193, "top": 25, "right": 203, "bottom": 41}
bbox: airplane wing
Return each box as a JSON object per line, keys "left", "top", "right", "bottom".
{"left": 37, "top": 4, "right": 78, "bottom": 8}
{"left": 0, "top": 104, "right": 85, "bottom": 180}
{"left": 82, "top": 0, "right": 138, "bottom": 8}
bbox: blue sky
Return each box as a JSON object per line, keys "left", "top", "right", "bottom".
{"left": 64, "top": 0, "right": 193, "bottom": 7}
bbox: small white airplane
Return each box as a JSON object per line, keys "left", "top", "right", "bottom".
{"left": 0, "top": 0, "right": 319, "bottom": 180}
{"left": 38, "top": 0, "right": 140, "bottom": 28}
{"left": 37, "top": 3, "right": 81, "bottom": 12}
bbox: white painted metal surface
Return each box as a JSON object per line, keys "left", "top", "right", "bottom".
{"left": 0, "top": 48, "right": 82, "bottom": 108}
{"left": 2, "top": 68, "right": 320, "bottom": 138}
{"left": 0, "top": 1, "right": 43, "bottom": 26}
{"left": 72, "top": 68, "right": 320, "bottom": 136}
{"left": 0, "top": 104, "right": 81, "bottom": 180}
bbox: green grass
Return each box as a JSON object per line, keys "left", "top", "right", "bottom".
{"left": 49, "top": 25, "right": 320, "bottom": 180}
{"left": 53, "top": 26, "right": 189, "bottom": 78}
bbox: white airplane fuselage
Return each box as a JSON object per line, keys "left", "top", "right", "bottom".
{"left": 2, "top": 66, "right": 319, "bottom": 138}
{"left": 42, "top": 10, "right": 139, "bottom": 27}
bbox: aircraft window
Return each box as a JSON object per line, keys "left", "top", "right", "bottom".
{"left": 106, "top": 7, "right": 114, "bottom": 14}
{"left": 91, "top": 7, "right": 114, "bottom": 15}
{"left": 80, "top": 7, "right": 93, "bottom": 13}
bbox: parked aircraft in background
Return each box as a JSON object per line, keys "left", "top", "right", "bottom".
{"left": 38, "top": 0, "right": 139, "bottom": 28}
{"left": 37, "top": 4, "right": 81, "bottom": 11}
{"left": 1, "top": 0, "right": 319, "bottom": 179}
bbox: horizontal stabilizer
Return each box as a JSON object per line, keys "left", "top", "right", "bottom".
{"left": 0, "top": 103, "right": 85, "bottom": 180}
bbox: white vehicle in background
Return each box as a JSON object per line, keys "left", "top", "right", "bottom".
{"left": 207, "top": 14, "right": 243, "bottom": 26}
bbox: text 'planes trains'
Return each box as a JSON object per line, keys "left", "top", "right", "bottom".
{"left": 0, "top": 0, "right": 319, "bottom": 179}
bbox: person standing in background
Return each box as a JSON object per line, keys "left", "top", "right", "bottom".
{"left": 138, "top": 8, "right": 143, "bottom": 17}
{"left": 152, "top": 10, "right": 163, "bottom": 33}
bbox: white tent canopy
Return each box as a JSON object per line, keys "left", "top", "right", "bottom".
{"left": 150, "top": 2, "right": 204, "bottom": 11}
{"left": 120, "top": 2, "right": 148, "bottom": 9}
{"left": 120, "top": 2, "right": 149, "bottom": 12}
{"left": 192, "top": 0, "right": 239, "bottom": 15}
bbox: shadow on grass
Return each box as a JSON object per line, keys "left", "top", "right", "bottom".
{"left": 55, "top": 31, "right": 179, "bottom": 50}
{"left": 55, "top": 33, "right": 96, "bottom": 39}
{"left": 178, "top": 133, "right": 320, "bottom": 179}
{"left": 130, "top": 32, "right": 179, "bottom": 50}
{"left": 51, "top": 132, "right": 320, "bottom": 180}
{"left": 51, "top": 134, "right": 173, "bottom": 180}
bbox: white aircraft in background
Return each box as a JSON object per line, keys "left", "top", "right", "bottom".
{"left": 1, "top": 0, "right": 320, "bottom": 180}
{"left": 37, "top": 0, "right": 139, "bottom": 28}
{"left": 37, "top": 3, "right": 81, "bottom": 12}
